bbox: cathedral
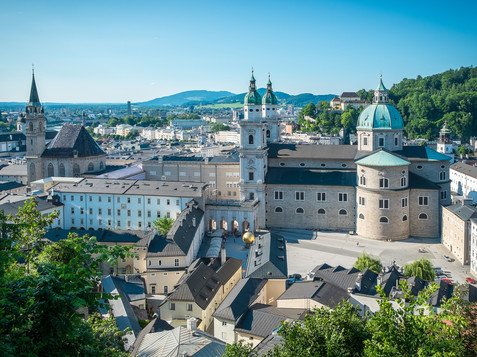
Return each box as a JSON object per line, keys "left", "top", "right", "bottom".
{"left": 25, "top": 71, "right": 106, "bottom": 183}
{"left": 207, "top": 72, "right": 452, "bottom": 241}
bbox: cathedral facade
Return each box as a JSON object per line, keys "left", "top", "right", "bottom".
{"left": 25, "top": 72, "right": 107, "bottom": 184}
{"left": 227, "top": 73, "right": 452, "bottom": 240}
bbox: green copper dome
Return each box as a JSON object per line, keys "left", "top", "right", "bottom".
{"left": 244, "top": 71, "right": 262, "bottom": 105}
{"left": 357, "top": 103, "right": 404, "bottom": 130}
{"left": 262, "top": 76, "right": 278, "bottom": 105}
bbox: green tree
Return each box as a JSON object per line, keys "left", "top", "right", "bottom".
{"left": 354, "top": 252, "right": 382, "bottom": 274}
{"left": 403, "top": 258, "right": 435, "bottom": 281}
{"left": 224, "top": 340, "right": 256, "bottom": 357}
{"left": 0, "top": 201, "right": 129, "bottom": 356}
{"left": 154, "top": 217, "right": 175, "bottom": 235}
{"left": 210, "top": 123, "right": 231, "bottom": 132}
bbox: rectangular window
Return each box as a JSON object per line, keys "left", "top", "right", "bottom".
{"left": 378, "top": 137, "right": 385, "bottom": 147}
{"left": 157, "top": 198, "right": 160, "bottom": 204}
{"left": 295, "top": 191, "right": 305, "bottom": 201}
{"left": 359, "top": 197, "right": 365, "bottom": 206}
{"left": 339, "top": 193, "right": 348, "bottom": 202}
{"left": 441, "top": 191, "right": 447, "bottom": 199}
{"left": 147, "top": 198, "right": 151, "bottom": 204}
{"left": 127, "top": 197, "right": 131, "bottom": 204}
{"left": 401, "top": 197, "right": 408, "bottom": 207}
{"left": 138, "top": 197, "right": 141, "bottom": 204}
{"left": 274, "top": 191, "right": 284, "bottom": 200}
{"left": 117, "top": 209, "right": 121, "bottom": 216}
{"left": 117, "top": 221, "right": 121, "bottom": 227}
{"left": 138, "top": 210, "right": 142, "bottom": 217}
{"left": 379, "top": 199, "right": 389, "bottom": 209}
{"left": 249, "top": 172, "right": 254, "bottom": 181}
{"left": 127, "top": 210, "right": 131, "bottom": 217}
{"left": 170, "top": 303, "right": 175, "bottom": 311}
{"left": 108, "top": 209, "right": 111, "bottom": 215}
{"left": 379, "top": 178, "right": 389, "bottom": 188}
{"left": 89, "top": 196, "right": 92, "bottom": 202}
{"left": 317, "top": 192, "right": 326, "bottom": 201}
{"left": 363, "top": 137, "right": 368, "bottom": 146}
{"left": 63, "top": 195, "right": 66, "bottom": 201}
{"left": 80, "top": 196, "right": 83, "bottom": 202}
{"left": 394, "top": 137, "right": 398, "bottom": 146}
{"left": 439, "top": 172, "right": 446, "bottom": 180}
{"left": 80, "top": 208, "right": 84, "bottom": 215}
{"left": 167, "top": 199, "right": 170, "bottom": 205}
{"left": 108, "top": 197, "right": 111, "bottom": 203}
{"left": 147, "top": 210, "right": 151, "bottom": 218}
{"left": 174, "top": 258, "right": 179, "bottom": 267}
{"left": 418, "top": 196, "right": 429, "bottom": 206}
{"left": 176, "top": 200, "right": 179, "bottom": 206}
{"left": 99, "top": 196, "right": 102, "bottom": 202}
{"left": 89, "top": 208, "right": 92, "bottom": 214}
{"left": 187, "top": 304, "right": 193, "bottom": 311}
{"left": 71, "top": 207, "right": 75, "bottom": 214}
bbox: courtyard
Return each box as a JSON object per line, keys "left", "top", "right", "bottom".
{"left": 276, "top": 228, "right": 472, "bottom": 284}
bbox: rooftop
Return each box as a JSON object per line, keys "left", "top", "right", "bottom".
{"left": 245, "top": 232, "right": 288, "bottom": 279}
{"left": 355, "top": 149, "right": 410, "bottom": 167}
{"left": 396, "top": 146, "right": 453, "bottom": 162}
{"left": 266, "top": 167, "right": 356, "bottom": 187}
{"left": 268, "top": 143, "right": 358, "bottom": 160}
{"left": 451, "top": 161, "right": 477, "bottom": 179}
{"left": 445, "top": 202, "right": 477, "bottom": 221}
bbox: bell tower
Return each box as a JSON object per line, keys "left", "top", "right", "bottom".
{"left": 262, "top": 74, "right": 280, "bottom": 143}
{"left": 25, "top": 67, "right": 46, "bottom": 183}
{"left": 437, "top": 121, "right": 454, "bottom": 160}
{"left": 239, "top": 70, "right": 267, "bottom": 228}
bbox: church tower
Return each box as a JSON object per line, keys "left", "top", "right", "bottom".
{"left": 437, "top": 121, "right": 454, "bottom": 160}
{"left": 239, "top": 70, "right": 267, "bottom": 228}
{"left": 262, "top": 74, "right": 280, "bottom": 143}
{"left": 25, "top": 69, "right": 46, "bottom": 183}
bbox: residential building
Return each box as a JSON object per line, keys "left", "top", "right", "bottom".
{"left": 158, "top": 256, "right": 242, "bottom": 331}
{"left": 442, "top": 200, "right": 477, "bottom": 265}
{"left": 450, "top": 161, "right": 477, "bottom": 203}
{"left": 50, "top": 178, "right": 206, "bottom": 231}
{"left": 471, "top": 220, "right": 477, "bottom": 276}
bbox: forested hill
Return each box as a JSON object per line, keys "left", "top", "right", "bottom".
{"left": 388, "top": 66, "right": 477, "bottom": 141}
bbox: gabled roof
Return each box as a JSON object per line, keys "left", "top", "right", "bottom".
{"left": 445, "top": 203, "right": 477, "bottom": 221}
{"left": 148, "top": 202, "right": 204, "bottom": 257}
{"left": 213, "top": 278, "right": 267, "bottom": 322}
{"left": 430, "top": 280, "right": 454, "bottom": 307}
{"left": 278, "top": 280, "right": 350, "bottom": 308}
{"left": 165, "top": 257, "right": 242, "bottom": 310}
{"left": 266, "top": 167, "right": 357, "bottom": 187}
{"left": 355, "top": 149, "right": 410, "bottom": 167}
{"left": 340, "top": 92, "right": 359, "bottom": 98}
{"left": 42, "top": 123, "right": 105, "bottom": 158}
{"left": 451, "top": 161, "right": 477, "bottom": 179}
{"left": 381, "top": 265, "right": 403, "bottom": 296}
{"left": 235, "top": 304, "right": 306, "bottom": 338}
{"left": 44, "top": 228, "right": 152, "bottom": 246}
{"left": 246, "top": 232, "right": 288, "bottom": 279}
{"left": 396, "top": 146, "right": 453, "bottom": 162}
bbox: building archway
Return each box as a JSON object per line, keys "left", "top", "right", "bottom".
{"left": 208, "top": 219, "right": 216, "bottom": 232}
{"left": 220, "top": 218, "right": 228, "bottom": 231}
{"left": 242, "top": 220, "right": 250, "bottom": 232}
{"left": 231, "top": 219, "right": 239, "bottom": 236}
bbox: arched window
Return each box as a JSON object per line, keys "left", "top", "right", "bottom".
{"left": 318, "top": 208, "right": 326, "bottom": 215}
{"left": 419, "top": 213, "right": 428, "bottom": 220}
{"left": 359, "top": 213, "right": 365, "bottom": 219}
{"left": 99, "top": 161, "right": 105, "bottom": 170}
{"left": 402, "top": 215, "right": 408, "bottom": 221}
{"left": 73, "top": 163, "right": 80, "bottom": 177}
{"left": 47, "top": 163, "right": 54, "bottom": 177}
{"left": 29, "top": 122, "right": 33, "bottom": 132}
{"left": 88, "top": 162, "right": 94, "bottom": 172}
{"left": 439, "top": 172, "right": 446, "bottom": 180}
{"left": 59, "top": 163, "right": 65, "bottom": 177}
{"left": 379, "top": 216, "right": 389, "bottom": 223}
{"left": 339, "top": 209, "right": 347, "bottom": 215}
{"left": 296, "top": 208, "right": 304, "bottom": 214}
{"left": 275, "top": 207, "right": 283, "bottom": 213}
{"left": 266, "top": 130, "right": 270, "bottom": 138}
{"left": 248, "top": 135, "right": 254, "bottom": 145}
{"left": 360, "top": 176, "right": 366, "bottom": 185}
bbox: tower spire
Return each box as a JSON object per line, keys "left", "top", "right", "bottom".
{"left": 29, "top": 65, "right": 41, "bottom": 106}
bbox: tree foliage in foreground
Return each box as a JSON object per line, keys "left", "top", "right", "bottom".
{"left": 403, "top": 258, "right": 436, "bottom": 281}
{"left": 353, "top": 252, "right": 382, "bottom": 274}
{"left": 0, "top": 199, "right": 129, "bottom": 356}
{"left": 226, "top": 284, "right": 476, "bottom": 357}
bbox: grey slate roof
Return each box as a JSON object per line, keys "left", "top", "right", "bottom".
{"left": 42, "top": 123, "right": 105, "bottom": 158}
{"left": 213, "top": 278, "right": 267, "bottom": 321}
{"left": 396, "top": 146, "right": 452, "bottom": 161}
{"left": 234, "top": 303, "right": 306, "bottom": 338}
{"left": 380, "top": 265, "right": 403, "bottom": 296}
{"left": 148, "top": 201, "right": 204, "bottom": 257}
{"left": 430, "top": 280, "right": 454, "bottom": 307}
{"left": 110, "top": 275, "right": 146, "bottom": 302}
{"left": 310, "top": 263, "right": 377, "bottom": 295}
{"left": 451, "top": 161, "right": 477, "bottom": 179}
{"left": 278, "top": 280, "right": 350, "bottom": 308}
{"left": 165, "top": 257, "right": 242, "bottom": 310}
{"left": 253, "top": 334, "right": 284, "bottom": 356}
{"left": 446, "top": 203, "right": 477, "bottom": 221}
{"left": 266, "top": 167, "right": 357, "bottom": 186}
{"left": 0, "top": 196, "right": 61, "bottom": 216}
{"left": 267, "top": 143, "right": 358, "bottom": 160}
{"left": 340, "top": 92, "right": 359, "bottom": 98}
{"left": 245, "top": 232, "right": 288, "bottom": 279}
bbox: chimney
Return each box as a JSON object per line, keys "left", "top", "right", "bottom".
{"left": 192, "top": 217, "right": 196, "bottom": 227}
{"left": 221, "top": 245, "right": 227, "bottom": 265}
{"left": 186, "top": 317, "right": 197, "bottom": 332}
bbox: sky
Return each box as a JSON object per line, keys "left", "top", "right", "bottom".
{"left": 0, "top": 0, "right": 476, "bottom": 103}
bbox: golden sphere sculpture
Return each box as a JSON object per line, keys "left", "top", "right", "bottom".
{"left": 242, "top": 231, "right": 255, "bottom": 245}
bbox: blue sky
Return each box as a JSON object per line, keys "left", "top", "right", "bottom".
{"left": 0, "top": 0, "right": 476, "bottom": 103}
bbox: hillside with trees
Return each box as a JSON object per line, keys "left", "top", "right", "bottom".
{"left": 298, "top": 66, "right": 477, "bottom": 142}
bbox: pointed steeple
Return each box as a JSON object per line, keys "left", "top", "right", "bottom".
{"left": 244, "top": 68, "right": 261, "bottom": 105}
{"left": 373, "top": 75, "right": 389, "bottom": 103}
{"left": 262, "top": 73, "right": 278, "bottom": 105}
{"left": 28, "top": 66, "right": 41, "bottom": 106}
{"left": 376, "top": 74, "right": 387, "bottom": 91}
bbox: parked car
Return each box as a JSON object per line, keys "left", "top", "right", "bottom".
{"left": 466, "top": 277, "right": 477, "bottom": 284}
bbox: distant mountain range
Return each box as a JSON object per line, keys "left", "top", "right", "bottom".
{"left": 136, "top": 89, "right": 337, "bottom": 107}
